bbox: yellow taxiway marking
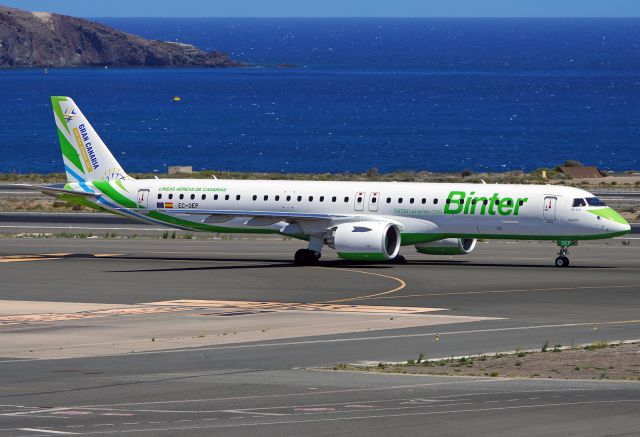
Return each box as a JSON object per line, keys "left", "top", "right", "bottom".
{"left": 0, "top": 255, "right": 63, "bottom": 263}
{"left": 0, "top": 253, "right": 120, "bottom": 263}
{"left": 312, "top": 267, "right": 407, "bottom": 304}
{"left": 146, "top": 299, "right": 442, "bottom": 315}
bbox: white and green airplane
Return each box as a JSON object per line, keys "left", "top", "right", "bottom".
{"left": 35, "top": 96, "right": 630, "bottom": 267}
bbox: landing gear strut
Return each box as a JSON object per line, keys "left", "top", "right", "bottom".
{"left": 554, "top": 243, "right": 571, "bottom": 268}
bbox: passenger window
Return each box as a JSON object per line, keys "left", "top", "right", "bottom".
{"left": 319, "top": 196, "right": 324, "bottom": 202}
{"left": 225, "top": 195, "right": 230, "bottom": 200}
{"left": 252, "top": 195, "right": 257, "bottom": 201}
{"left": 573, "top": 198, "right": 587, "bottom": 207}
{"left": 483, "top": 199, "right": 488, "bottom": 205}
{"left": 309, "top": 196, "right": 313, "bottom": 202}
{"left": 357, "top": 196, "right": 362, "bottom": 203}
{"left": 286, "top": 195, "right": 291, "bottom": 201}
{"left": 179, "top": 194, "right": 184, "bottom": 200}
{"left": 264, "top": 195, "right": 268, "bottom": 201}
{"left": 168, "top": 194, "right": 174, "bottom": 200}
{"left": 372, "top": 197, "right": 377, "bottom": 203}
{"left": 236, "top": 195, "right": 241, "bottom": 200}
{"left": 518, "top": 200, "right": 524, "bottom": 206}
{"left": 275, "top": 195, "right": 280, "bottom": 201}
{"left": 344, "top": 197, "right": 349, "bottom": 202}
{"left": 190, "top": 194, "right": 195, "bottom": 200}
{"left": 297, "top": 195, "right": 302, "bottom": 202}
{"left": 446, "top": 199, "right": 450, "bottom": 204}
{"left": 495, "top": 200, "right": 499, "bottom": 205}
{"left": 421, "top": 198, "right": 426, "bottom": 204}
{"left": 398, "top": 198, "right": 403, "bottom": 204}
{"left": 433, "top": 199, "right": 438, "bottom": 204}
{"left": 214, "top": 194, "right": 218, "bottom": 200}
{"left": 201, "top": 194, "right": 206, "bottom": 200}
{"left": 409, "top": 198, "right": 415, "bottom": 204}
{"left": 506, "top": 199, "right": 512, "bottom": 206}
{"left": 386, "top": 197, "right": 391, "bottom": 203}
{"left": 332, "top": 196, "right": 337, "bottom": 202}
{"left": 157, "top": 193, "right": 162, "bottom": 199}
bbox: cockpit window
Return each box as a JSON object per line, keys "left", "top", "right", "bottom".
{"left": 586, "top": 197, "right": 606, "bottom": 207}
{"left": 572, "top": 198, "right": 586, "bottom": 207}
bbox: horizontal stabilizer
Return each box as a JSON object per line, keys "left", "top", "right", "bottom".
{"left": 18, "top": 184, "right": 99, "bottom": 198}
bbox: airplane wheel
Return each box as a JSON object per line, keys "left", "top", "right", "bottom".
{"left": 554, "top": 256, "right": 570, "bottom": 268}
{"left": 390, "top": 255, "right": 407, "bottom": 264}
{"left": 294, "top": 249, "right": 320, "bottom": 266}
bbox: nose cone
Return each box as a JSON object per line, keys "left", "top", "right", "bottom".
{"left": 588, "top": 207, "right": 631, "bottom": 235}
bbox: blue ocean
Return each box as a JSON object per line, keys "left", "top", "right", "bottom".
{"left": 1, "top": 18, "right": 639, "bottom": 174}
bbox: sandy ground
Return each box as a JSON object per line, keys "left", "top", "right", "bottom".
{"left": 0, "top": 299, "right": 495, "bottom": 359}
{"left": 338, "top": 341, "right": 640, "bottom": 381}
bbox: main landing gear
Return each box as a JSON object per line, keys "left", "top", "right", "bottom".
{"left": 554, "top": 241, "right": 575, "bottom": 267}
{"left": 294, "top": 249, "right": 321, "bottom": 266}
{"left": 294, "top": 235, "right": 323, "bottom": 266}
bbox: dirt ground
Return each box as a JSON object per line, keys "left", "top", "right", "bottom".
{"left": 334, "top": 341, "right": 640, "bottom": 381}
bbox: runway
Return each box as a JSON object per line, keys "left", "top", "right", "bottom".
{"left": 0, "top": 238, "right": 639, "bottom": 436}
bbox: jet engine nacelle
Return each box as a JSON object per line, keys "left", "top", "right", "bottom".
{"left": 415, "top": 238, "right": 477, "bottom": 255}
{"left": 326, "top": 221, "right": 401, "bottom": 261}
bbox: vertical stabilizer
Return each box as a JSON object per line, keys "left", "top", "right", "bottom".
{"left": 51, "top": 96, "right": 131, "bottom": 182}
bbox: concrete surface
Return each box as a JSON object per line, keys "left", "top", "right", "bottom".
{"left": 0, "top": 238, "right": 638, "bottom": 436}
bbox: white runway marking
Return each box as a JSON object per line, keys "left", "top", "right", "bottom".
{"left": 28, "top": 399, "right": 640, "bottom": 435}
{"left": 17, "top": 429, "right": 78, "bottom": 435}
{"left": 0, "top": 225, "right": 163, "bottom": 231}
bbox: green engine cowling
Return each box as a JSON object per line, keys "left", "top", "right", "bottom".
{"left": 415, "top": 238, "right": 477, "bottom": 255}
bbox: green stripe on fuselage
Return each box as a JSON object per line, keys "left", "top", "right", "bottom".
{"left": 93, "top": 181, "right": 137, "bottom": 208}
{"left": 338, "top": 252, "right": 388, "bottom": 261}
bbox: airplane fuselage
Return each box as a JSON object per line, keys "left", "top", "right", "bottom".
{"left": 65, "top": 179, "right": 631, "bottom": 244}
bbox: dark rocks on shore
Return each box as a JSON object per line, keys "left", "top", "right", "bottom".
{"left": 0, "top": 5, "right": 241, "bottom": 68}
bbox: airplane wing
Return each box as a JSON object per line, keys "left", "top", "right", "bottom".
{"left": 171, "top": 209, "right": 406, "bottom": 230}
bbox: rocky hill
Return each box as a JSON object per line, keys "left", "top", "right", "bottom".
{"left": 0, "top": 5, "right": 240, "bottom": 67}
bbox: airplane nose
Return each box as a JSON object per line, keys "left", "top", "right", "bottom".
{"left": 587, "top": 207, "right": 630, "bottom": 235}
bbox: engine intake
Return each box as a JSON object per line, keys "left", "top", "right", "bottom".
{"left": 415, "top": 238, "right": 477, "bottom": 255}
{"left": 327, "top": 221, "right": 401, "bottom": 261}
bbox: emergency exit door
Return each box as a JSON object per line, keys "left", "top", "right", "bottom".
{"left": 543, "top": 196, "right": 557, "bottom": 222}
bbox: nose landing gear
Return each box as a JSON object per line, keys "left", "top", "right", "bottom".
{"left": 554, "top": 240, "right": 576, "bottom": 267}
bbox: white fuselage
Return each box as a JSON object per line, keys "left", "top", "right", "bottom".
{"left": 73, "top": 179, "right": 630, "bottom": 244}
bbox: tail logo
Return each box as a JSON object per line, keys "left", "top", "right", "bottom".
{"left": 64, "top": 107, "right": 77, "bottom": 122}
{"left": 72, "top": 124, "right": 99, "bottom": 173}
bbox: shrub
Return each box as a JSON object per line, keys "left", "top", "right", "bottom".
{"left": 541, "top": 341, "right": 549, "bottom": 352}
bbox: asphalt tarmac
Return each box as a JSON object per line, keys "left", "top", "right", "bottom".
{"left": 0, "top": 237, "right": 639, "bottom": 436}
